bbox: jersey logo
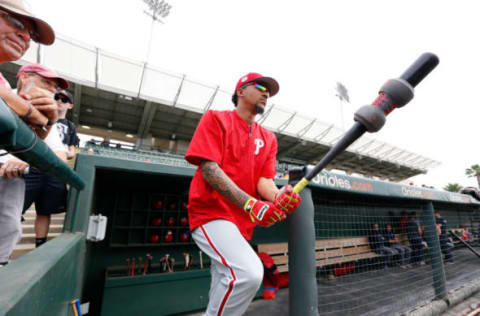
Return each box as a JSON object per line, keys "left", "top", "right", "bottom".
{"left": 254, "top": 139, "right": 264, "bottom": 155}
{"left": 56, "top": 123, "right": 68, "bottom": 142}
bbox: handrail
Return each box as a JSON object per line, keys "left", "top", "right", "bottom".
{"left": 0, "top": 99, "right": 85, "bottom": 190}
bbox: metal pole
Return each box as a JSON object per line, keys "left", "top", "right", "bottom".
{"left": 36, "top": 44, "right": 43, "bottom": 64}
{"left": 144, "top": 18, "right": 156, "bottom": 64}
{"left": 450, "top": 231, "right": 480, "bottom": 258}
{"left": 95, "top": 47, "right": 100, "bottom": 89}
{"left": 137, "top": 12, "right": 157, "bottom": 98}
{"left": 288, "top": 168, "right": 319, "bottom": 316}
{"left": 420, "top": 202, "right": 447, "bottom": 300}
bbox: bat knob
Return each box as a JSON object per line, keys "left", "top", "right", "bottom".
{"left": 354, "top": 105, "right": 386, "bottom": 132}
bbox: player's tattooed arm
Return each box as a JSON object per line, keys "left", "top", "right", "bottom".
{"left": 200, "top": 159, "right": 250, "bottom": 208}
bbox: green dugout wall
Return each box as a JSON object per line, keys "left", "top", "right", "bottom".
{"left": 0, "top": 152, "right": 478, "bottom": 316}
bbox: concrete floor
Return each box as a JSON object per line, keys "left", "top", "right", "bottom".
{"left": 441, "top": 290, "right": 480, "bottom": 316}
{"left": 179, "top": 247, "right": 480, "bottom": 316}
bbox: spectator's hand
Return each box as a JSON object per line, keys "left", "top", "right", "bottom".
{"left": 19, "top": 87, "right": 58, "bottom": 124}
{"left": 244, "top": 198, "right": 286, "bottom": 227}
{"left": 274, "top": 184, "right": 302, "bottom": 215}
{"left": 0, "top": 158, "right": 29, "bottom": 179}
{"left": 0, "top": 84, "right": 49, "bottom": 129}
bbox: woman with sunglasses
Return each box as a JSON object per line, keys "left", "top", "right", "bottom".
{"left": 185, "top": 72, "right": 302, "bottom": 315}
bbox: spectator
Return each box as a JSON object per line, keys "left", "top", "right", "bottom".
{"left": 100, "top": 139, "right": 110, "bottom": 147}
{"left": 459, "top": 225, "right": 473, "bottom": 241}
{"left": 55, "top": 89, "right": 78, "bottom": 160}
{"left": 399, "top": 210, "right": 408, "bottom": 233}
{"left": 0, "top": 0, "right": 57, "bottom": 266}
{"left": 434, "top": 210, "right": 454, "bottom": 264}
{"left": 419, "top": 222, "right": 429, "bottom": 248}
{"left": 368, "top": 223, "right": 396, "bottom": 268}
{"left": 406, "top": 212, "right": 426, "bottom": 265}
{"left": 16, "top": 63, "right": 69, "bottom": 248}
{"left": 383, "top": 224, "right": 412, "bottom": 268}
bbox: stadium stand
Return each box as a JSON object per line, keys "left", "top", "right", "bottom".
{"left": 84, "top": 142, "right": 194, "bottom": 169}
{"left": 0, "top": 33, "right": 441, "bottom": 182}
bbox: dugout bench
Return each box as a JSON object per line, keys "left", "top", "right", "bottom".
{"left": 258, "top": 236, "right": 381, "bottom": 273}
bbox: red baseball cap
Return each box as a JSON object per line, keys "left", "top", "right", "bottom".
{"left": 235, "top": 72, "right": 279, "bottom": 97}
{"left": 16, "top": 63, "right": 69, "bottom": 89}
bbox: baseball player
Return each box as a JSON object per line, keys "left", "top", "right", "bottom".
{"left": 185, "top": 72, "right": 301, "bottom": 315}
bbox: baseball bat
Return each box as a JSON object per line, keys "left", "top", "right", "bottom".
{"left": 293, "top": 52, "right": 439, "bottom": 193}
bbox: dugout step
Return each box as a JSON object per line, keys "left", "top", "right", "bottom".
{"left": 10, "top": 244, "right": 34, "bottom": 260}
{"left": 101, "top": 268, "right": 212, "bottom": 315}
{"left": 17, "top": 233, "right": 60, "bottom": 245}
{"left": 22, "top": 224, "right": 63, "bottom": 234}
{"left": 22, "top": 216, "right": 65, "bottom": 225}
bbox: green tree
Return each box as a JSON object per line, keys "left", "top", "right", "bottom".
{"left": 443, "top": 183, "right": 463, "bottom": 192}
{"left": 465, "top": 164, "right": 480, "bottom": 188}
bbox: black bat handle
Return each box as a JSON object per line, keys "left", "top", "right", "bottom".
{"left": 400, "top": 52, "right": 439, "bottom": 87}
{"left": 304, "top": 122, "right": 367, "bottom": 181}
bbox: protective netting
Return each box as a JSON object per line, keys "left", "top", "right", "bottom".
{"left": 312, "top": 190, "right": 480, "bottom": 316}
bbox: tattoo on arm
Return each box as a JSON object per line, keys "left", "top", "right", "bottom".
{"left": 200, "top": 160, "right": 250, "bottom": 209}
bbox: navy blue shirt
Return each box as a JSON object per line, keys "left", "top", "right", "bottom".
{"left": 406, "top": 218, "right": 422, "bottom": 242}
{"left": 383, "top": 231, "right": 398, "bottom": 247}
{"left": 56, "top": 118, "right": 78, "bottom": 147}
{"left": 369, "top": 231, "right": 386, "bottom": 250}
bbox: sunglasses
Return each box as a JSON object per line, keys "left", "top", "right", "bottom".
{"left": 242, "top": 82, "right": 269, "bottom": 95}
{"left": 254, "top": 83, "right": 268, "bottom": 93}
{"left": 0, "top": 11, "right": 38, "bottom": 41}
{"left": 54, "top": 94, "right": 70, "bottom": 103}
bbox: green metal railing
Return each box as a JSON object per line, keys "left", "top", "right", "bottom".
{"left": 0, "top": 99, "right": 85, "bottom": 190}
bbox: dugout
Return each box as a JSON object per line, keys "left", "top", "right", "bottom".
{"left": 0, "top": 149, "right": 479, "bottom": 316}
{"left": 72, "top": 154, "right": 480, "bottom": 316}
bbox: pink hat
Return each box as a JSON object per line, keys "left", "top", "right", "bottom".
{"left": 17, "top": 63, "right": 69, "bottom": 89}
{"left": 235, "top": 72, "right": 279, "bottom": 97}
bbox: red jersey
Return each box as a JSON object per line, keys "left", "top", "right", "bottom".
{"left": 185, "top": 109, "right": 277, "bottom": 240}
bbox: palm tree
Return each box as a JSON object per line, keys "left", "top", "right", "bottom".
{"left": 465, "top": 164, "right": 480, "bottom": 188}
{"left": 443, "top": 183, "right": 463, "bottom": 192}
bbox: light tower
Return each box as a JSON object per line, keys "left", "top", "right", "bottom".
{"left": 136, "top": 0, "right": 172, "bottom": 149}
{"left": 142, "top": 0, "right": 172, "bottom": 63}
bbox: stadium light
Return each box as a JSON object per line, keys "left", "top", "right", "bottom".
{"left": 335, "top": 81, "right": 350, "bottom": 130}
{"left": 142, "top": 0, "right": 172, "bottom": 63}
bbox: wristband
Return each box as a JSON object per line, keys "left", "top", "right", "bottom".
{"left": 46, "top": 120, "right": 56, "bottom": 126}
{"left": 244, "top": 198, "right": 257, "bottom": 223}
{"left": 244, "top": 198, "right": 256, "bottom": 212}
